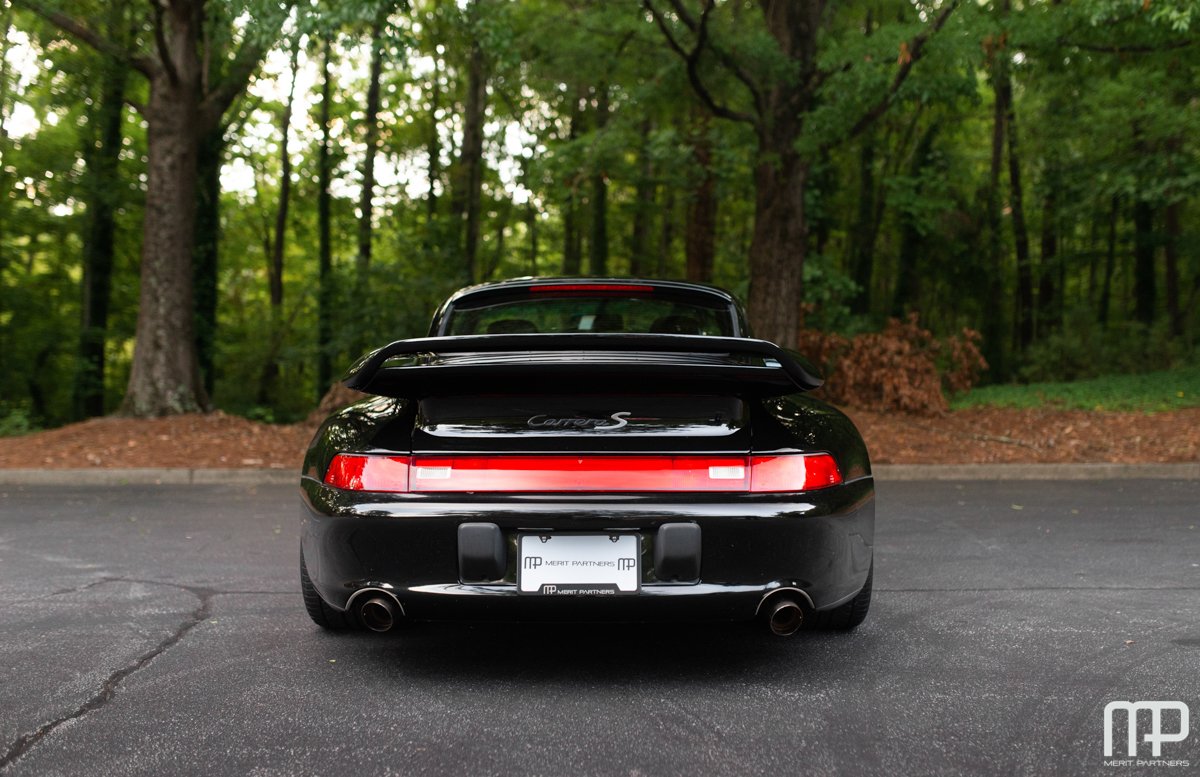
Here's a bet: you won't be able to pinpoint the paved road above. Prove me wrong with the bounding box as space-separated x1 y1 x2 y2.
0 480 1196 776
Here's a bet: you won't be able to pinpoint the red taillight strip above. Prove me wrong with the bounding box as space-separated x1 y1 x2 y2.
529 284 656 293
324 453 841 494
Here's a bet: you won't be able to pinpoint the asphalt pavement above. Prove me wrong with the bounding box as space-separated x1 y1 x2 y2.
0 480 1197 776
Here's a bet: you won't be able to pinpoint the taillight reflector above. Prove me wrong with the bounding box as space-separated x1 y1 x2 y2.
324 454 410 492
324 453 841 494
748 453 842 492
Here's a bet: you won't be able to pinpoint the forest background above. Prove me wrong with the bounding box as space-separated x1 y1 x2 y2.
0 0 1196 429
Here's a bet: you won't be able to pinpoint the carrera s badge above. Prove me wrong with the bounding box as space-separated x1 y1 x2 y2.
527 412 631 430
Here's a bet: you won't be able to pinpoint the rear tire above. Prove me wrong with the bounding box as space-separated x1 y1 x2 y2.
807 563 872 631
301 550 355 631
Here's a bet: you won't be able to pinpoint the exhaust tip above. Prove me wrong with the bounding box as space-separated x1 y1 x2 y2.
766 598 804 636
359 596 399 633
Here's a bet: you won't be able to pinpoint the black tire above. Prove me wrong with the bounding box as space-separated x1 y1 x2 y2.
807 563 872 631
301 550 356 631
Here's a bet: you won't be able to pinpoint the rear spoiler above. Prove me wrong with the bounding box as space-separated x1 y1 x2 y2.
342 333 823 398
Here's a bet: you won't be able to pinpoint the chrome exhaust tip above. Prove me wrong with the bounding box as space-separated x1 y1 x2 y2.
358 596 400 633
766 598 804 636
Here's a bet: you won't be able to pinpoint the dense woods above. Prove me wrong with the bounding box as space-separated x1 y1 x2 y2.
0 0 1196 425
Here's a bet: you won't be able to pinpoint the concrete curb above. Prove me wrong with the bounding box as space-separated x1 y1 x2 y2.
0 468 297 486
0 463 1197 486
873 462 1200 481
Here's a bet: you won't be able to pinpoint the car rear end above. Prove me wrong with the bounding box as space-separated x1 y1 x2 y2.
299 280 874 634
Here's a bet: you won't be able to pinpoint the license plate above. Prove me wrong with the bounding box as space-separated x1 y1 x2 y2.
518 534 640 595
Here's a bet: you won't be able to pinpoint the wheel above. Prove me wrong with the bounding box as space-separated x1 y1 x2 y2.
301 550 355 631
807 563 872 631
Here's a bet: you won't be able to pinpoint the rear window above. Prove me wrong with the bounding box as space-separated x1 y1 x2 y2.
444 294 735 337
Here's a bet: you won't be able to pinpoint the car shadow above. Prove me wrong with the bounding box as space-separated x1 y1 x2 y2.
344 620 882 685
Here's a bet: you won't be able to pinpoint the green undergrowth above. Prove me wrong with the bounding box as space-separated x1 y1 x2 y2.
952 366 1200 413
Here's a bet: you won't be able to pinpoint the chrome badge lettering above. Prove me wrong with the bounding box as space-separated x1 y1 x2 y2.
527 411 631 430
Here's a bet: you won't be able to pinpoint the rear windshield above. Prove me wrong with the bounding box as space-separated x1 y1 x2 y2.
444 294 736 337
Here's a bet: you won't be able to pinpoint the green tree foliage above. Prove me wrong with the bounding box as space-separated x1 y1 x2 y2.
0 0 1196 428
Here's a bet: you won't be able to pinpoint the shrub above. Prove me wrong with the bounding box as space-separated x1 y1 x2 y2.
797 314 987 415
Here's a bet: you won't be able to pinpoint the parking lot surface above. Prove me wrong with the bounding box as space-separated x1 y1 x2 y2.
0 480 1197 776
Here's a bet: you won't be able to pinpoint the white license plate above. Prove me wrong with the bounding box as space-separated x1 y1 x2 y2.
518 534 640 595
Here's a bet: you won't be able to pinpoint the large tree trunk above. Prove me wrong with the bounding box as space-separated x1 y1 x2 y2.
122 72 207 415
685 114 716 284
746 144 807 346
317 35 335 398
73 53 127 419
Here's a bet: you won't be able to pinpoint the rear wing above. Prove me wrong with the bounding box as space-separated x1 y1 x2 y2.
342 333 823 398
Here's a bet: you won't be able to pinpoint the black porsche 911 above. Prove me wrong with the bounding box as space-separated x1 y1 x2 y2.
300 277 874 636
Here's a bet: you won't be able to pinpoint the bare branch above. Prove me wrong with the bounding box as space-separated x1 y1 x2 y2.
643 0 757 126
1060 38 1194 54
838 0 960 146
199 0 296 129
664 0 764 117
150 0 180 84
11 0 155 76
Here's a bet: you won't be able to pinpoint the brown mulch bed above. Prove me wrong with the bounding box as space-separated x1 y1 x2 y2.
0 407 1196 469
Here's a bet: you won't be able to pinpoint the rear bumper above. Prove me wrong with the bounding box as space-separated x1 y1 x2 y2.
299 476 874 622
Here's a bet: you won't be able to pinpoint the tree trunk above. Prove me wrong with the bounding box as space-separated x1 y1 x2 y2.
192 127 222 401
317 35 335 399
657 186 674 277
892 124 938 317
73 53 127 419
122 72 207 415
457 25 487 284
426 50 441 223
561 92 583 275
1099 196 1118 327
356 20 384 279
1165 200 1182 337
1037 189 1058 336
526 198 538 274
258 38 298 406
685 116 716 284
979 28 1009 378
629 120 654 277
1000 66 1034 352
588 84 610 276
746 143 807 346
849 130 878 315
1133 199 1156 326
